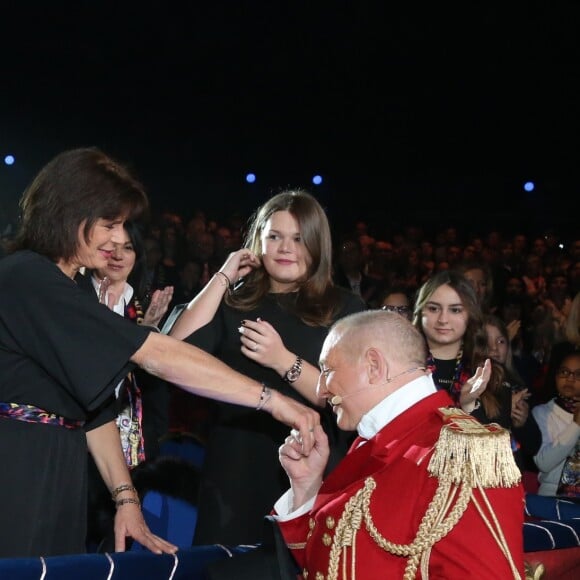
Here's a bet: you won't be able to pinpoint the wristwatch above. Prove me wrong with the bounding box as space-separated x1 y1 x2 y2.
284 356 303 383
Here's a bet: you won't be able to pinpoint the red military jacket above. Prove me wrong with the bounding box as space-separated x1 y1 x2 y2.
276 390 525 580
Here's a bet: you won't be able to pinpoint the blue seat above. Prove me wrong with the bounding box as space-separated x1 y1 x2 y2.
131 491 198 551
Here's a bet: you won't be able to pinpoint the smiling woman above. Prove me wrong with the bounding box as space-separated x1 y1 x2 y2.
77 219 174 550
169 189 366 546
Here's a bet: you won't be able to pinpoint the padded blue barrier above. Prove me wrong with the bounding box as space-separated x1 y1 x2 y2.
0 545 252 580
525 493 580 521
524 493 580 553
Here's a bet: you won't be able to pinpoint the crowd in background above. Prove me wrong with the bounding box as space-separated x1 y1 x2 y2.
80 205 576 474
2 203 577 441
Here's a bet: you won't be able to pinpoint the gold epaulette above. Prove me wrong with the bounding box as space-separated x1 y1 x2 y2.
428 407 521 488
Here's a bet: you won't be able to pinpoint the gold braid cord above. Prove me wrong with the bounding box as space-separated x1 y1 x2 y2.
324 408 523 580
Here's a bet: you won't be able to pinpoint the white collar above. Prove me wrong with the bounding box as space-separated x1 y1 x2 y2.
357 374 437 440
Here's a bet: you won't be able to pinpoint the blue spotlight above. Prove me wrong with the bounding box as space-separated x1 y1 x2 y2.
312 174 323 185
245 172 256 184
4 154 15 166
523 181 535 192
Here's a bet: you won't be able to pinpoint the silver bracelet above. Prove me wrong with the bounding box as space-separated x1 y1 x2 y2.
256 383 272 411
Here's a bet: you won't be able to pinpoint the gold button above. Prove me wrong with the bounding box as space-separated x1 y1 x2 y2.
307 530 313 540
326 516 335 529
315 573 325 580
309 518 316 530
322 532 332 546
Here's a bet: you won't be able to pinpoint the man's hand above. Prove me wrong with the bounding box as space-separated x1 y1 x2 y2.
279 424 329 510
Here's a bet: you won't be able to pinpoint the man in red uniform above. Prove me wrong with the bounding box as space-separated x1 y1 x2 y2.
274 309 525 579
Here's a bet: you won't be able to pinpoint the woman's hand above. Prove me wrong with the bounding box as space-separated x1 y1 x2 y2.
143 286 174 327
506 319 521 342
114 501 178 554
511 388 531 428
267 389 321 456
219 249 261 287
238 317 287 372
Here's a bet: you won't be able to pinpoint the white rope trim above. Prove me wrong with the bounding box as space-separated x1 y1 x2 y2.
523 522 556 549
104 552 115 580
39 556 46 580
167 552 179 580
555 497 577 521
215 544 234 557
542 520 580 545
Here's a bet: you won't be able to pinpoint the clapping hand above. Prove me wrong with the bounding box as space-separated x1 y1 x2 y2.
511 388 531 428
143 286 174 327
460 358 492 413
98 276 111 305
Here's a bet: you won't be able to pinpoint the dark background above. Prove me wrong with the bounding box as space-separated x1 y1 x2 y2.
0 1 578 238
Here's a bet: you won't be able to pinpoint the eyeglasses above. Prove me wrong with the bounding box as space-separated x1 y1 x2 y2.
381 305 411 315
556 368 580 381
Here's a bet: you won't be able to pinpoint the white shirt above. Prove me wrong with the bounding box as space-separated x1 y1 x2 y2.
90 275 134 397
532 399 580 496
90 275 134 315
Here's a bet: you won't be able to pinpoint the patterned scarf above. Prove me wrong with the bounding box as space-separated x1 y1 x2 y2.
557 438 580 499
114 298 146 468
116 372 145 468
555 394 577 414
554 394 580 498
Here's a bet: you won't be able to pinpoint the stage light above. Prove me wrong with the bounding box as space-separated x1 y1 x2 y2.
523 181 535 192
4 155 15 166
312 174 323 185
245 172 256 184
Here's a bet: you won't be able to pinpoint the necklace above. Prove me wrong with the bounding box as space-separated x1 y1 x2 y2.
427 345 469 400
125 297 144 325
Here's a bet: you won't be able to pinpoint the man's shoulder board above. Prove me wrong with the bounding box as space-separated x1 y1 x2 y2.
427 407 522 488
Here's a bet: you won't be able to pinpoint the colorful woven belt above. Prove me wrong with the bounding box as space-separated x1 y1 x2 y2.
0 402 84 430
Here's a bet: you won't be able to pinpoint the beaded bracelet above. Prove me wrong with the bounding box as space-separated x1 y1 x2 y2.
111 483 136 501
256 383 272 411
115 497 141 509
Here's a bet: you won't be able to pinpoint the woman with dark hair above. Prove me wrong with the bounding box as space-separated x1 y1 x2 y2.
170 188 365 545
78 220 175 550
0 149 320 558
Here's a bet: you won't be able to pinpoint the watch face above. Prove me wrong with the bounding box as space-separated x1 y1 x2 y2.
285 357 302 382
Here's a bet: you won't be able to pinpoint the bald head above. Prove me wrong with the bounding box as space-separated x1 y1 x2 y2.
318 310 429 430
323 309 428 369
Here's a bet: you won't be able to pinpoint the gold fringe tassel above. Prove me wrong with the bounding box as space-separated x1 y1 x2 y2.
428 417 521 488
